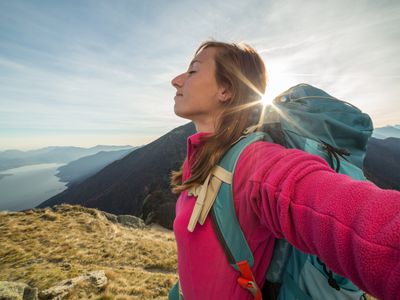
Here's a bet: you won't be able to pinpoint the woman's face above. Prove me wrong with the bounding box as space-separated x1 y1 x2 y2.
171 47 229 131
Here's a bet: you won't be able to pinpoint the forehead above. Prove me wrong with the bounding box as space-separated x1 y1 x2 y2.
191 47 217 65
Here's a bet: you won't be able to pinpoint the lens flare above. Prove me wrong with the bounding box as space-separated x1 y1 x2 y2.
261 94 273 106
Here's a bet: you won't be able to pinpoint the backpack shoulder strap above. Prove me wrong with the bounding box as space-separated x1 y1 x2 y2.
211 131 267 268
211 132 267 300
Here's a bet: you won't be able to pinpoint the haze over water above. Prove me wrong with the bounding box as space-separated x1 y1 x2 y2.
0 163 67 211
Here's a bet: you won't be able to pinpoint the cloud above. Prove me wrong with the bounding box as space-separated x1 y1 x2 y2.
0 0 399 150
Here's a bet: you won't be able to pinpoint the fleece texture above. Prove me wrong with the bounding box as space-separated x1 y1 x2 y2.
173 132 400 300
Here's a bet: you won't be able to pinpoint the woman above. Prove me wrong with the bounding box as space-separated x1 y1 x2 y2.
170 40 400 300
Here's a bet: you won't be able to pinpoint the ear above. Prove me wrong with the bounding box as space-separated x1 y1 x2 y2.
217 84 232 103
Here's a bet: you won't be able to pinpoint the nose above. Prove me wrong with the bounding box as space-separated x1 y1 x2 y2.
171 73 185 90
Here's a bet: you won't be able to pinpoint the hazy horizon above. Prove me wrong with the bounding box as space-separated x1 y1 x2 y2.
1 0 399 151
0 123 399 152
0 143 137 152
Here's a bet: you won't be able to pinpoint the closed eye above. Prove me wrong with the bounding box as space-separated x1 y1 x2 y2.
188 71 196 75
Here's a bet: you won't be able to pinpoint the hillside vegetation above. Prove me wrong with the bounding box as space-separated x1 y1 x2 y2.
0 204 377 300
0 204 177 299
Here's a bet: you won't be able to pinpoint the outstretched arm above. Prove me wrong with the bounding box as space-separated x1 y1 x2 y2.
240 141 400 300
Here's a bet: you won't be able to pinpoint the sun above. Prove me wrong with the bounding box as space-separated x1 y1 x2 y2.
258 54 298 107
261 94 273 106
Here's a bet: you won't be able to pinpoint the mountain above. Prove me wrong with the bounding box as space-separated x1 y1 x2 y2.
0 145 134 171
363 137 400 190
37 122 399 232
56 148 139 187
372 125 400 139
37 123 196 222
0 204 177 299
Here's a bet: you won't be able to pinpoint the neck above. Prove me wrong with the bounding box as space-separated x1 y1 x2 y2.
192 113 222 133
193 119 216 133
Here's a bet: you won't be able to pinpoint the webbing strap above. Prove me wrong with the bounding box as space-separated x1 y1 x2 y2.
237 260 262 300
187 166 233 232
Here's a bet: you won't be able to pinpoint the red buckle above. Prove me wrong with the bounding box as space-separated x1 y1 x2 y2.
236 260 262 300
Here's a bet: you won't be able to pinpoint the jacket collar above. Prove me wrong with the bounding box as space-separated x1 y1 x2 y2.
186 132 212 163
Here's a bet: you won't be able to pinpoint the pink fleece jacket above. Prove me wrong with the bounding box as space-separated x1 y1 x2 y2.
173 132 400 300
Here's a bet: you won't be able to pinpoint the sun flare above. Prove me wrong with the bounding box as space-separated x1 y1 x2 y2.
261 94 273 106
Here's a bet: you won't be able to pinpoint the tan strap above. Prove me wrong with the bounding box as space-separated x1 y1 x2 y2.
187 172 212 232
213 165 233 184
198 166 233 224
198 175 223 225
187 166 233 232
187 185 201 197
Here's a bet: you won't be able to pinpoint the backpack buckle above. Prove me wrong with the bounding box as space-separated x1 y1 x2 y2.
237 278 260 295
236 260 262 300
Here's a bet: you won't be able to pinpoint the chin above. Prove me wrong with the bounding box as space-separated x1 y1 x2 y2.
174 106 194 121
174 106 186 119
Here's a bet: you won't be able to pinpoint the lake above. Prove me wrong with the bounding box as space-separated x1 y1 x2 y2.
0 163 68 211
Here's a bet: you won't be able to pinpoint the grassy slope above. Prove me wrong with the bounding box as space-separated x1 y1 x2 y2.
0 204 177 299
0 204 377 300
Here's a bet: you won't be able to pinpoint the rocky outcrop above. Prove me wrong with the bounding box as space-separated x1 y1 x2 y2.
23 204 147 229
0 271 107 300
101 211 146 229
0 281 38 300
38 270 107 300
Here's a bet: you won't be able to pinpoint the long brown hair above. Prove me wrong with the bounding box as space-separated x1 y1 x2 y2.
170 40 268 193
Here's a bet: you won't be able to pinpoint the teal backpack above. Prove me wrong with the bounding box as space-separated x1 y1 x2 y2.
169 83 373 300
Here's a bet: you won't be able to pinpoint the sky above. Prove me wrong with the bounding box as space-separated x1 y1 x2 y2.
0 0 399 151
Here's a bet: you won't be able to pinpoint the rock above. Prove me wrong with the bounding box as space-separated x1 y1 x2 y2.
0 281 38 300
39 270 107 300
86 270 107 287
102 211 145 228
117 215 145 229
101 212 118 224
23 287 38 300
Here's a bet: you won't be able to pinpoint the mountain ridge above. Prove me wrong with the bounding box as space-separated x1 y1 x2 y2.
0 145 135 172
56 148 139 187
372 124 400 139
37 123 195 217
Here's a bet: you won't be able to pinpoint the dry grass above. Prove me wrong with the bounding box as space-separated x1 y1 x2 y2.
0 204 177 299
0 204 378 300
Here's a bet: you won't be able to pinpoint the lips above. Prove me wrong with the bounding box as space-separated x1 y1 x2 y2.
176 93 183 96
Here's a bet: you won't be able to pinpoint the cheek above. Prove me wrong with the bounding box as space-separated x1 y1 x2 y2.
186 79 217 102
182 81 194 97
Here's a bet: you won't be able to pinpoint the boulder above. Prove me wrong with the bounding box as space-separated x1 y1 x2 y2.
39 270 107 300
101 211 145 228
0 281 38 300
101 211 118 224
117 215 145 229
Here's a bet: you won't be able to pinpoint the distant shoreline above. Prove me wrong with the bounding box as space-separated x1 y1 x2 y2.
0 173 12 181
